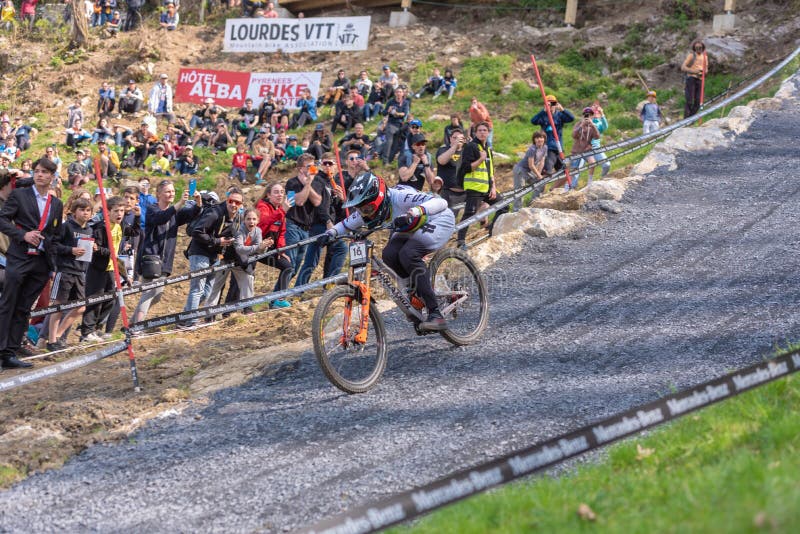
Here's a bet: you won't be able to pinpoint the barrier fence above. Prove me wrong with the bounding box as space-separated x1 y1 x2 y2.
299 349 800 533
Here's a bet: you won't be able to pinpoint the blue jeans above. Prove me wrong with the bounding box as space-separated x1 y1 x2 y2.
184 255 212 319
294 223 327 287
284 219 310 280
323 238 348 278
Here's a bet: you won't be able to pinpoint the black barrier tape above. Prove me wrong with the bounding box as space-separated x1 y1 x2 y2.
130 273 347 332
0 342 128 393
300 349 800 534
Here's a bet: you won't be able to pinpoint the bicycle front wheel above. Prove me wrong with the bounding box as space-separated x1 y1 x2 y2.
312 285 388 394
429 248 489 346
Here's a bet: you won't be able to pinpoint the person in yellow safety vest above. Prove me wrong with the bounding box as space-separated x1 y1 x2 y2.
455 121 508 248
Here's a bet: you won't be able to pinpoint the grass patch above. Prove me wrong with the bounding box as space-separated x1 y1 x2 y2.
396 373 800 533
0 464 25 487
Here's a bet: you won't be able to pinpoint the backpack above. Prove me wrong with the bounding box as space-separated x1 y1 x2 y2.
185 192 220 237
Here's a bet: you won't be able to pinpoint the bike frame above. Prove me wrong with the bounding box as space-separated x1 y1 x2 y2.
341 231 470 344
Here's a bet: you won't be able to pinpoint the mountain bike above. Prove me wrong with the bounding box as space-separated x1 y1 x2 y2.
312 223 489 394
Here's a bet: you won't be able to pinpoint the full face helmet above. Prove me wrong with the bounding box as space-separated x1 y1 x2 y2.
342 172 390 225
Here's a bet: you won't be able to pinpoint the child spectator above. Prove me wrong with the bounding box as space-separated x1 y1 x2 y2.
144 144 171 175
46 197 93 351
640 90 663 134
1 0 15 32
364 81 386 122
206 208 269 307
251 129 275 184
434 69 457 100
65 118 92 148
174 145 200 175
91 118 114 144
97 82 116 117
105 10 121 35
11 117 36 151
321 70 351 107
66 149 91 190
283 135 303 162
590 103 611 177
569 107 600 188
20 0 36 30
355 70 373 98
512 130 547 210
414 68 444 99
79 196 139 342
306 123 333 161
97 140 120 181
160 2 179 30
256 182 293 307
290 88 317 129
66 98 85 129
271 99 290 131
230 143 250 183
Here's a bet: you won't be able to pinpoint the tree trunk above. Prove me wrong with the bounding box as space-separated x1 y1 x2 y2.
70 0 91 48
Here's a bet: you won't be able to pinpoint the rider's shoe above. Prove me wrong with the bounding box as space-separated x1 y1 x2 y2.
418 311 447 331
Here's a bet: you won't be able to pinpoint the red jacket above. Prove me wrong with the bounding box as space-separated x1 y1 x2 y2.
256 198 286 249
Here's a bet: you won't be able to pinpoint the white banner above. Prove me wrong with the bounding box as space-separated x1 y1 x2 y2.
223 16 371 53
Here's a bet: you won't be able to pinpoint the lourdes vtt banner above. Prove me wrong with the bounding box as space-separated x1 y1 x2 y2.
175 69 322 108
223 16 371 53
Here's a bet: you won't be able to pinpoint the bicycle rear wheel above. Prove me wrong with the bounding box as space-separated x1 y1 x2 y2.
429 248 489 346
312 285 387 394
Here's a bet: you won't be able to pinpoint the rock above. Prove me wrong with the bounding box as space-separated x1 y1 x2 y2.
427 114 451 122
703 36 747 67
501 84 513 95
634 149 677 174
583 180 625 201
775 73 800 101
597 200 623 214
429 26 441 39
468 230 526 271
531 190 586 211
493 208 587 239
384 41 406 51
521 25 542 38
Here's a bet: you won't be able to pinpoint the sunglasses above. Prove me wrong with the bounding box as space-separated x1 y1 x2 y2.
348 156 361 161
321 161 335 166
410 125 420 129
227 199 242 206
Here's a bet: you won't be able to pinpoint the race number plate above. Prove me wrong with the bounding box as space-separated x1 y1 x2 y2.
349 241 368 266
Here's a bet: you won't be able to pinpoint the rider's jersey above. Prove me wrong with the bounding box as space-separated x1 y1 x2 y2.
333 185 454 236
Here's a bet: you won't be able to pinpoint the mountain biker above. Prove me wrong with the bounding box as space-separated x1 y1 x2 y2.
317 172 455 331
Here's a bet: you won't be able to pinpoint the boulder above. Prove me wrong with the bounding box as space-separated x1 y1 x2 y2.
493 208 587 239
633 149 677 174
583 179 625 201
531 190 586 211
468 230 526 271
774 73 800 101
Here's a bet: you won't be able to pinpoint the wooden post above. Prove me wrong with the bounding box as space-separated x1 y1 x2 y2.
401 0 412 11
724 0 736 13
564 0 578 26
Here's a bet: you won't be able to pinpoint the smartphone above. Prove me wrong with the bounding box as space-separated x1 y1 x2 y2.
188 179 197 197
287 190 296 207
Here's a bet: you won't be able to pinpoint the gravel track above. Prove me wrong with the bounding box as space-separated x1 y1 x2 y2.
2 105 800 533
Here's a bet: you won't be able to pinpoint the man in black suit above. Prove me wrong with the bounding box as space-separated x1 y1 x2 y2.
0 158 63 370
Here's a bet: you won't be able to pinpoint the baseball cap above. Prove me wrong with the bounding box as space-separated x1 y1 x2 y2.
409 119 422 127
128 79 136 84
382 64 390 70
288 135 298 141
204 97 214 104
315 123 324 130
409 133 427 145
582 107 594 116
647 90 657 97
0 152 12 161
155 144 165 150
75 149 85 155
159 73 168 79
184 145 194 150
546 94 558 103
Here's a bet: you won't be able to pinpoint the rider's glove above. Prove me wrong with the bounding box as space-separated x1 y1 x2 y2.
317 229 336 246
393 215 412 229
407 206 423 219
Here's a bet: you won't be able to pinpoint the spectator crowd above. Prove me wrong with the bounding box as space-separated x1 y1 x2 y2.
1 12 708 370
